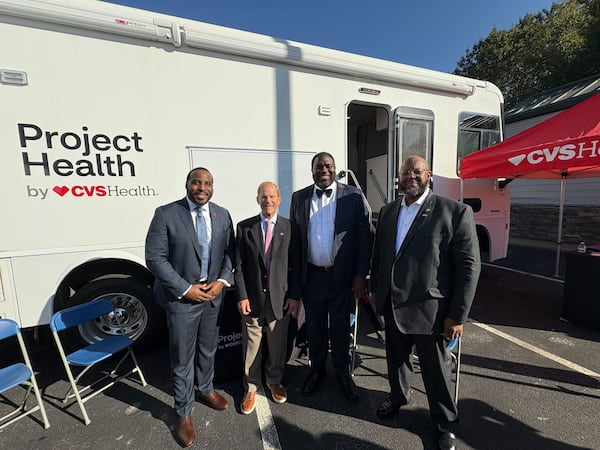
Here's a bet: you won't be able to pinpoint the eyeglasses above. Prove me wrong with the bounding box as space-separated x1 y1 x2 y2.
400 169 428 177
313 163 334 170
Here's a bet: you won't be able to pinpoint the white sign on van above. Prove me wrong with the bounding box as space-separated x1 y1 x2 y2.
16 123 159 200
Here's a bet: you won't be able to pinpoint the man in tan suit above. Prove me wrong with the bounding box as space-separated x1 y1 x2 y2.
234 181 300 414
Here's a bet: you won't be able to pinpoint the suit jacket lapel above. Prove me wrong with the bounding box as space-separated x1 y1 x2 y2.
207 203 221 265
303 188 312 232
334 181 343 231
271 218 285 257
178 198 202 258
250 216 266 267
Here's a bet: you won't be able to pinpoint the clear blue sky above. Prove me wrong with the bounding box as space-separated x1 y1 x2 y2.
107 0 556 73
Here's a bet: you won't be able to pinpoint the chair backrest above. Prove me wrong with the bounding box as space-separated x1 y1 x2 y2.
0 318 20 341
50 299 113 333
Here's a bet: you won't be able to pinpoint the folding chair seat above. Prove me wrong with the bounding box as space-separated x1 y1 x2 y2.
0 318 50 429
49 299 147 425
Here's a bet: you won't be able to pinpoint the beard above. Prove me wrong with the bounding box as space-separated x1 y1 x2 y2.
401 183 426 199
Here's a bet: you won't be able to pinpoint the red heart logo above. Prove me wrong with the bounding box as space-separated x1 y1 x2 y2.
53 186 69 196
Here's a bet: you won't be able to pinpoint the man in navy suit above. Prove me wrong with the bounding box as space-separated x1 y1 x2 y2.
234 181 300 414
289 152 371 402
145 167 235 448
370 156 481 450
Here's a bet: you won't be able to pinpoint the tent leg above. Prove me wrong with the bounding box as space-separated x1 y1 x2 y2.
554 176 566 278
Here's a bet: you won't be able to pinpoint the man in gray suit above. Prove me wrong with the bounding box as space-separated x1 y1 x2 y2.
370 155 481 450
234 181 300 414
289 152 371 403
145 167 235 448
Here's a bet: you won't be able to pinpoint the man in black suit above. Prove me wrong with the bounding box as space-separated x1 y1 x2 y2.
289 152 371 402
235 181 300 414
145 167 235 448
370 155 481 450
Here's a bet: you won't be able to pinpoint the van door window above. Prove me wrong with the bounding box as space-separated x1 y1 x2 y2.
395 107 434 170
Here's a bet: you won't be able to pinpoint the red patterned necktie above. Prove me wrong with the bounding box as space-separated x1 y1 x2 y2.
265 219 272 274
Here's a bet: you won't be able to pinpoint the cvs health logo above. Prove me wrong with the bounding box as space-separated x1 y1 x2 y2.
508 139 600 167
53 185 107 197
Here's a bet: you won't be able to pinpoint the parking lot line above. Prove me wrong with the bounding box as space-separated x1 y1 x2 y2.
471 321 600 381
482 262 564 284
255 389 282 450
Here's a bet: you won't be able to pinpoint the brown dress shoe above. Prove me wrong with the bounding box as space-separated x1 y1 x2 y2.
240 391 256 414
197 390 229 411
174 415 195 448
267 383 287 404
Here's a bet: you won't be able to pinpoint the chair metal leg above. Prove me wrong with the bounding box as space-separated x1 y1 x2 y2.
350 297 359 376
17 331 50 429
454 337 462 404
128 349 147 387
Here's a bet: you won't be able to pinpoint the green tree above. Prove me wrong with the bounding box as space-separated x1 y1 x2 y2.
454 0 600 107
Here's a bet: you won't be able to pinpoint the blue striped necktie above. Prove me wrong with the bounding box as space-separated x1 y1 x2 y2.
196 207 210 280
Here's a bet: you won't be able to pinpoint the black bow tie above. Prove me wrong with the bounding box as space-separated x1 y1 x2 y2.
316 188 332 198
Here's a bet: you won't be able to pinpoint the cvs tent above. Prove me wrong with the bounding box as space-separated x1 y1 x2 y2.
460 92 600 276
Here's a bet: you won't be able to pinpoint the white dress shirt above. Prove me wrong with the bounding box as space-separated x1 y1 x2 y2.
308 183 337 267
260 212 278 242
395 187 430 254
189 200 212 249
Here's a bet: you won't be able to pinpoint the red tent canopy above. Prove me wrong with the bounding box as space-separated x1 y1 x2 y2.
460 92 600 179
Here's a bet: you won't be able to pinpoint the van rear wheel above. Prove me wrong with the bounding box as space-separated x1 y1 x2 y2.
63 277 164 354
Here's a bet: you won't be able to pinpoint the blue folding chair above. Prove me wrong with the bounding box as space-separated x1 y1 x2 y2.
50 299 147 425
0 318 50 429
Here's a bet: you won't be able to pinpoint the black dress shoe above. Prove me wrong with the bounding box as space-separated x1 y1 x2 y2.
437 431 456 450
302 371 323 396
336 373 360 403
376 397 409 418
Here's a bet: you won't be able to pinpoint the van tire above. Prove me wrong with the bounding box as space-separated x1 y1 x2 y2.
61 277 164 354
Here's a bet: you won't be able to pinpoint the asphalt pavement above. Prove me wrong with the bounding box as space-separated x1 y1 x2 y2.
1 238 599 450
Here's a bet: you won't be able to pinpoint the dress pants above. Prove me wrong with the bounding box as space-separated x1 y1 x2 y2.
384 299 457 431
241 298 289 392
166 299 220 417
303 265 351 375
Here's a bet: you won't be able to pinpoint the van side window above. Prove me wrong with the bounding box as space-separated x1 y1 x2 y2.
457 113 500 174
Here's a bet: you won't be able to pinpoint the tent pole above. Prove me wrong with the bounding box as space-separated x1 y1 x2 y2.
554 174 566 277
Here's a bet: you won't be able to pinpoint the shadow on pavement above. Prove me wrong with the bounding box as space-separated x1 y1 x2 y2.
459 398 595 450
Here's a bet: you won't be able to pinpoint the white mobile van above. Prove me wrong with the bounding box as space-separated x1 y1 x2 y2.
0 0 509 351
